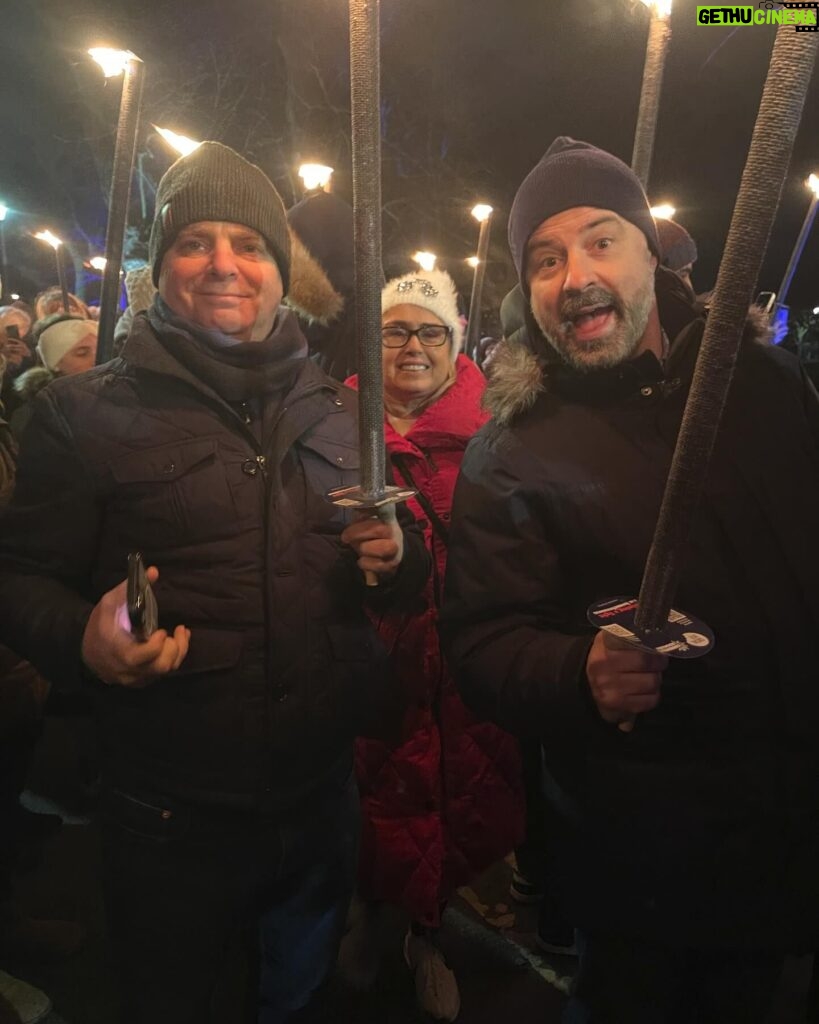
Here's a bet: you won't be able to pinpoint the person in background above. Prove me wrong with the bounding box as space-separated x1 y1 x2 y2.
655 216 697 295
32 288 89 323
343 269 524 1022
10 316 98 439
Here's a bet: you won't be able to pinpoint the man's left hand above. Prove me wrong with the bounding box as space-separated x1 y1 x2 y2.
341 515 404 580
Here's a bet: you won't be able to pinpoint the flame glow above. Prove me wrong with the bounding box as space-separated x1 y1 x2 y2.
471 204 493 223
298 164 334 191
35 230 62 250
412 251 437 272
155 126 202 157
88 48 138 78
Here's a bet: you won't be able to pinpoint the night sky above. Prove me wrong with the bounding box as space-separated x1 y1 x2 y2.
1 0 817 314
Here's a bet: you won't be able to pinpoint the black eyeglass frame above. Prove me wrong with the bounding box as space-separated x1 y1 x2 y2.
380 323 452 349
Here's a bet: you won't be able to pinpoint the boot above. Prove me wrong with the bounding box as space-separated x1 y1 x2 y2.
0 972 51 1024
404 928 460 1021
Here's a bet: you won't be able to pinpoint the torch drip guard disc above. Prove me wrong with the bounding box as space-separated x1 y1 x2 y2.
326 484 416 510
587 596 714 659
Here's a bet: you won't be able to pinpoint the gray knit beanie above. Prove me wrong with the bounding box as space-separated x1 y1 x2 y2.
149 142 291 292
508 137 660 289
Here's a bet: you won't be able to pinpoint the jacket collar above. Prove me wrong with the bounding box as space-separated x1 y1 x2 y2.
485 267 769 425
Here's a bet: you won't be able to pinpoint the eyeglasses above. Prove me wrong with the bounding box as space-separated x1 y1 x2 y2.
381 323 451 348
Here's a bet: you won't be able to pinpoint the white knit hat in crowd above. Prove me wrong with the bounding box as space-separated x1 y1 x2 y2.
36 318 98 372
381 269 464 355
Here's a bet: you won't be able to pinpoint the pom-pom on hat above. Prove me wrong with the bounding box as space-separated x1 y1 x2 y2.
508 136 660 290
149 141 291 293
381 269 464 355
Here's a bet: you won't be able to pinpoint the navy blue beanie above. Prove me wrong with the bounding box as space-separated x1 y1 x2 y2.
508 137 660 287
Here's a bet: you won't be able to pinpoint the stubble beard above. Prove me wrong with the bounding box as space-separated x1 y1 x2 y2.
533 275 656 374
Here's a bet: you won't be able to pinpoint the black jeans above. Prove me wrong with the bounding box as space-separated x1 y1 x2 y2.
564 931 784 1024
100 776 359 1024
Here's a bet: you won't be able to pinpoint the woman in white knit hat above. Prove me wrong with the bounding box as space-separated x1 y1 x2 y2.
11 315 98 438
343 269 524 1021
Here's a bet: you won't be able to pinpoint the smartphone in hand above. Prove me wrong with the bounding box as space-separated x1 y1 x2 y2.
127 553 158 641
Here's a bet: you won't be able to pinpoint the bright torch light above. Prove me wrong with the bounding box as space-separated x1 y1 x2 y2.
471 204 493 223
640 0 673 18
298 164 334 191
35 231 70 312
650 203 676 220
88 47 138 78
89 256 107 271
775 170 819 318
412 251 437 272
34 230 62 250
465 202 495 359
155 126 202 157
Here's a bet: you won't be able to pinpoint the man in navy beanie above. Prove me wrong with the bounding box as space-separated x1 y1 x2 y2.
442 138 819 1021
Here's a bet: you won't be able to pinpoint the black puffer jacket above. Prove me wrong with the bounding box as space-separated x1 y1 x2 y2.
441 270 819 949
0 310 427 812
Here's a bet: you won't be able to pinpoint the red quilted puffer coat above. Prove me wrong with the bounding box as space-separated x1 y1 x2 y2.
347 355 524 926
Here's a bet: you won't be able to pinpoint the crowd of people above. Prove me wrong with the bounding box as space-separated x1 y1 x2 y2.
0 134 817 1024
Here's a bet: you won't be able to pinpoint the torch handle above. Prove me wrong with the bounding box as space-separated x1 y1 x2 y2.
362 501 397 588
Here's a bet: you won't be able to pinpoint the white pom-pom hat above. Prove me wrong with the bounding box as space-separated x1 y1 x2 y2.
381 269 464 356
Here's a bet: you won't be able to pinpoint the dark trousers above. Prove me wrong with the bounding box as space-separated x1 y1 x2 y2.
564 931 784 1024
100 777 359 1024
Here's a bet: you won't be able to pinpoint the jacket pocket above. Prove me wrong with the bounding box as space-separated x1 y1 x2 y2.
171 627 243 679
108 437 237 548
98 786 190 843
298 435 361 532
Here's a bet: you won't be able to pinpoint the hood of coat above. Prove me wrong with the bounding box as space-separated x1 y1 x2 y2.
346 354 488 451
13 365 56 401
486 267 773 426
285 231 345 326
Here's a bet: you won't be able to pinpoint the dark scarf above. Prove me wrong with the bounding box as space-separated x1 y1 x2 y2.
148 296 308 403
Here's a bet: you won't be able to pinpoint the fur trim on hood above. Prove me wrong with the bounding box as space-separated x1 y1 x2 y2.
285 231 344 326
486 275 774 427
13 365 55 401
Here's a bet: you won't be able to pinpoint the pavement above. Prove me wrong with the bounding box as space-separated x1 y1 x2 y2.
2 715 814 1023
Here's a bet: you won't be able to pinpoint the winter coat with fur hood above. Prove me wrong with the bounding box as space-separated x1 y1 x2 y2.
0 308 428 813
347 355 525 926
441 269 819 949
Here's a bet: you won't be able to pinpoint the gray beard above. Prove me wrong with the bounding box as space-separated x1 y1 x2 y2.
533 277 656 374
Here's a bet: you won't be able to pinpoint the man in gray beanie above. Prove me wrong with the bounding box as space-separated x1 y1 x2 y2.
442 137 819 1021
0 141 427 1023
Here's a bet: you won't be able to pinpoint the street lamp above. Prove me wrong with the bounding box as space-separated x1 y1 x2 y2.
34 230 71 312
632 0 673 190
465 203 494 360
298 163 334 192
650 203 676 220
775 172 819 318
90 46 145 362
155 125 202 157
412 251 437 272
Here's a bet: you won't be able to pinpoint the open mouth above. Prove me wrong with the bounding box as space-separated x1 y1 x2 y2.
566 304 616 340
397 363 430 372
